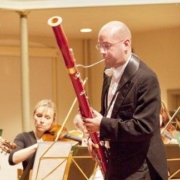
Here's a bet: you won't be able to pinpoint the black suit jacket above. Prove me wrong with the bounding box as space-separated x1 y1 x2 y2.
100 54 168 180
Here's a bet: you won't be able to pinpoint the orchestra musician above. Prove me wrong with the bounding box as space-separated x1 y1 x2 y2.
8 99 57 179
73 114 89 146
160 101 178 144
0 136 17 153
82 20 168 180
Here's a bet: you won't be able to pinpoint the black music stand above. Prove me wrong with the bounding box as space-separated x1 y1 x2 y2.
165 144 180 179
0 129 3 136
66 146 97 180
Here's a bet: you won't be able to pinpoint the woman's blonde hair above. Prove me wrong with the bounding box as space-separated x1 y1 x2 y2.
160 101 171 127
33 99 57 121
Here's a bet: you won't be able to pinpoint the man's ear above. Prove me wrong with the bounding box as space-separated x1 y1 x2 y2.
123 39 131 49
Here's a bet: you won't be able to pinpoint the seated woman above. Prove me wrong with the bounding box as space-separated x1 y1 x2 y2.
160 101 178 144
8 99 57 179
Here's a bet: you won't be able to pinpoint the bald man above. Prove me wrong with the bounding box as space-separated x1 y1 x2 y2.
83 21 168 180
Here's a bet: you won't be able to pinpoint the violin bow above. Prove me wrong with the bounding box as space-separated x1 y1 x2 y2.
161 106 180 134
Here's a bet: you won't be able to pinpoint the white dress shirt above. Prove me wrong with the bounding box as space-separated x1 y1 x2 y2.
105 55 131 118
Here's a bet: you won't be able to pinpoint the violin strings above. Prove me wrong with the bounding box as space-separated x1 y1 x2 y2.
76 59 105 68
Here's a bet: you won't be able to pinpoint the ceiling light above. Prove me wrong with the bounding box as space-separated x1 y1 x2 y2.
80 28 92 33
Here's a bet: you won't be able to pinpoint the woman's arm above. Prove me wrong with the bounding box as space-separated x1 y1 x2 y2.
12 143 38 164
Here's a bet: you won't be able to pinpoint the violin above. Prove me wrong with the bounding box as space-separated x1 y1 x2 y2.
160 103 179 144
42 125 82 144
1 138 17 154
161 123 178 144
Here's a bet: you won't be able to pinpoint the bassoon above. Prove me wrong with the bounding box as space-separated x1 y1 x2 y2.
48 16 107 175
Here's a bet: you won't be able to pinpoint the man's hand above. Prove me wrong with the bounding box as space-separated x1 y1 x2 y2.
83 109 103 134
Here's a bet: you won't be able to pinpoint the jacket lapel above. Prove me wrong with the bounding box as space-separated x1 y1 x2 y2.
101 74 111 111
111 54 140 117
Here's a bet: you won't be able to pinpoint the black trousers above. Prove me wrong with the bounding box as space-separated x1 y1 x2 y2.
105 159 163 180
122 159 162 180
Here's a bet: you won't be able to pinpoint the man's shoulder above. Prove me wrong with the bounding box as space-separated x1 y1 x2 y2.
131 54 154 73
138 60 157 77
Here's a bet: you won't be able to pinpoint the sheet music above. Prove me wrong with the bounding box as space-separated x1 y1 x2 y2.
31 141 72 180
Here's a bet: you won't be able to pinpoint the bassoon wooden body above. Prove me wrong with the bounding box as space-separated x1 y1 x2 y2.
48 16 107 175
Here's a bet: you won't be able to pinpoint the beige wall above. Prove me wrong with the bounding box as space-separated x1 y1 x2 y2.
0 26 180 142
133 27 180 109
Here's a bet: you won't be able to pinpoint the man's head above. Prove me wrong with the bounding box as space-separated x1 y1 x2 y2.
96 21 132 68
